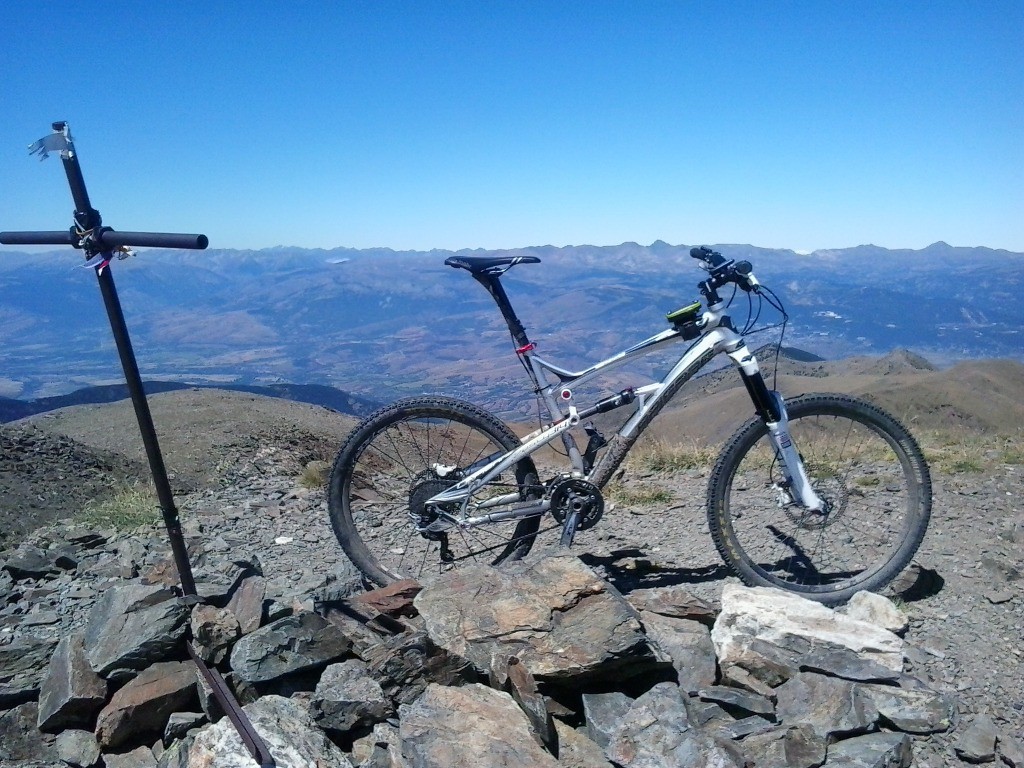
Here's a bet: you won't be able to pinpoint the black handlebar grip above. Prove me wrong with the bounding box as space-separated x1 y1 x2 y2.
98 230 209 249
690 245 726 267
0 230 76 246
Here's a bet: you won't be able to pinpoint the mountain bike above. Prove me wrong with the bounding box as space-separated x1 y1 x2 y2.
327 247 932 604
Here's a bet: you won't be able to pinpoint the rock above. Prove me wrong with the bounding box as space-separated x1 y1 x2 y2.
190 604 240 664
163 711 206 746
103 745 159 767
228 611 352 684
95 660 199 750
160 694 354 767
311 658 393 733
84 583 189 679
224 574 266 635
697 685 775 718
824 731 913 767
625 585 717 626
606 682 745 767
1 543 64 580
350 721 405 768
553 718 614 768
639 611 717 692
0 634 59 706
349 578 421 618
506 655 555 748
582 691 634 750
954 713 999 763
736 723 826 768
362 630 476 706
857 682 955 734
842 592 909 635
55 728 101 767
999 734 1024 768
711 585 904 686
37 633 108 732
399 682 559 767
798 646 903 683
414 554 652 681
0 701 59 762
774 672 879 740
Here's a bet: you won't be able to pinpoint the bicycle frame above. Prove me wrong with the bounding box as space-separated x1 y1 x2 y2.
423 294 824 531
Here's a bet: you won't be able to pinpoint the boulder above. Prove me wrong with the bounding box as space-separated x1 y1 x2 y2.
37 633 108 732
229 611 352 684
84 583 188 679
399 682 559 767
606 682 745 768
841 592 909 635
824 731 913 767
55 728 101 767
95 660 199 750
0 634 58 706
639 611 717 692
414 554 652 681
159 694 353 767
0 701 59 763
311 658 393 733
734 723 826 768
857 682 955 734
774 672 878 741
711 585 904 686
190 604 240 664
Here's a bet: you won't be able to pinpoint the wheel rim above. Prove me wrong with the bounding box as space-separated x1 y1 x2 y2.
723 410 918 594
341 410 543 584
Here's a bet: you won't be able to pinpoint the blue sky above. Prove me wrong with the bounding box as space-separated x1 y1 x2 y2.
1 1 1021 252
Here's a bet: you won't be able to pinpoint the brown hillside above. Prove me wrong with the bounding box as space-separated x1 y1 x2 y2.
646 355 1024 448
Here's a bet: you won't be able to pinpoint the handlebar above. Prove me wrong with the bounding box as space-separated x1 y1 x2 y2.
689 245 760 298
0 228 208 250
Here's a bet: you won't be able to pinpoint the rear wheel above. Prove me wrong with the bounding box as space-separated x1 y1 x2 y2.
707 394 931 604
328 396 544 586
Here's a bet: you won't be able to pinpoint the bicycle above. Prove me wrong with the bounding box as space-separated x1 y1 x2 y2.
327 246 932 604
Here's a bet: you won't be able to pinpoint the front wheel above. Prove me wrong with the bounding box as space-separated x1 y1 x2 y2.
707 393 931 605
328 396 544 586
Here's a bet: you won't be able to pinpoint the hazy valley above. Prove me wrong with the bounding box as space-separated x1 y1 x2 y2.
1 241 1022 420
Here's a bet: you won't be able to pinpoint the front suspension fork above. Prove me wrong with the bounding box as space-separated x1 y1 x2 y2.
738 365 825 512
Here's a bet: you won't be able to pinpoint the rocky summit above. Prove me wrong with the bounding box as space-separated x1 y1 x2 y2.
1 385 1023 767
1 517 1022 768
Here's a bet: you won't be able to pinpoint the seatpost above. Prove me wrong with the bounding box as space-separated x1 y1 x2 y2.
472 272 532 349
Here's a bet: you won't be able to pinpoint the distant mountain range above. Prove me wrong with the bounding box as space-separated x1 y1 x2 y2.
1 241 1021 418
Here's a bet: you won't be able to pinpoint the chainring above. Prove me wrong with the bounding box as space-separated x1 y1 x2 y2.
549 477 604 531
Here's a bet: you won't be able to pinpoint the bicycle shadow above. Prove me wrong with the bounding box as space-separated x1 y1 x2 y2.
579 549 735 596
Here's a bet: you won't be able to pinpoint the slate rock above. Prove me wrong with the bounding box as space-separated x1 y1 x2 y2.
0 634 59 706
84 583 188 679
625 585 717 626
774 672 879 740
824 731 913 767
697 685 775 718
190 604 240 664
362 629 477 706
103 745 159 768
415 554 652 681
399 682 559 767
606 682 746 768
799 646 903 683
857 682 955 734
224 574 266 635
37 633 108 732
95 660 199 750
163 711 207 746
311 658 393 733
0 700 59 762
159 694 354 767
582 691 634 749
553 718 615 768
736 723 826 768
639 611 717 692
1 544 63 580
229 610 352 684
954 714 999 763
55 728 101 767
